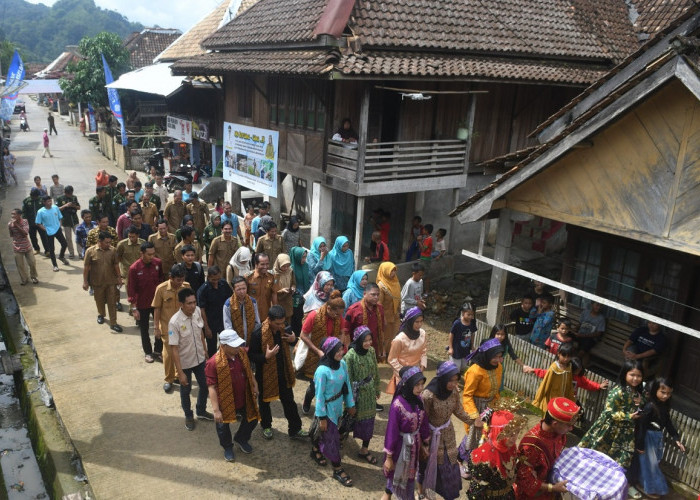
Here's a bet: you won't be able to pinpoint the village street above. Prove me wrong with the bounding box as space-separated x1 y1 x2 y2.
0 98 478 499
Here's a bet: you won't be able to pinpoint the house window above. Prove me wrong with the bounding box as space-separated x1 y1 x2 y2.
570 240 602 308
237 78 253 119
604 247 640 322
269 78 326 131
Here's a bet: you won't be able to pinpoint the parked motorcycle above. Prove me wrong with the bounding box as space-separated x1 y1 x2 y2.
164 164 192 193
143 149 165 175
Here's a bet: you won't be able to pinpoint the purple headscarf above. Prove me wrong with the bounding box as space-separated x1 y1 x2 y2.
400 306 424 341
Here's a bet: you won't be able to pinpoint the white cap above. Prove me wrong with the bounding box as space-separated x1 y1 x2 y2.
219 329 245 348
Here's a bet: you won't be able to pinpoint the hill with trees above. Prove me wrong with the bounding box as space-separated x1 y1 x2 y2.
0 0 143 63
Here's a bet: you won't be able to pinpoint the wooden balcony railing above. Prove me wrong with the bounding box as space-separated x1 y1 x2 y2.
327 139 467 183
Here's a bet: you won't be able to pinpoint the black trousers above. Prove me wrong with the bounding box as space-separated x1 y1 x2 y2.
216 409 258 448
138 308 162 355
45 229 67 266
28 222 47 252
206 330 219 358
258 384 302 435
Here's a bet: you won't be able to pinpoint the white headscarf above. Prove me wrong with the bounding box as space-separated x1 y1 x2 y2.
229 246 252 276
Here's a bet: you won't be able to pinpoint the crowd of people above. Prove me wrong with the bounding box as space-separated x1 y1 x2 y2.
6 163 686 498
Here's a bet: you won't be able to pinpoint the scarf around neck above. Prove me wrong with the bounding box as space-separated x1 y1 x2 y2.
215 348 259 423
230 292 256 341
260 319 295 402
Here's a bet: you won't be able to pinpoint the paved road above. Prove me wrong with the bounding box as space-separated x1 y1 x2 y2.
0 99 480 499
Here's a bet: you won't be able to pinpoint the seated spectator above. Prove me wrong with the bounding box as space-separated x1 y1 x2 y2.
365 231 389 263
331 118 358 143
623 321 666 380
575 301 606 366
431 228 447 259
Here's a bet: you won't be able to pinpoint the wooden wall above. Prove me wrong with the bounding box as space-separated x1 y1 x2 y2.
506 80 700 256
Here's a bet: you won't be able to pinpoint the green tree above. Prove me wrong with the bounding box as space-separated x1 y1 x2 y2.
0 41 23 77
59 32 131 108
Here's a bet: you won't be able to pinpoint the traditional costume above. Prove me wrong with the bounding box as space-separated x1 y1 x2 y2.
303 270 333 314
342 270 367 311
532 360 574 413
383 366 430 500
578 386 644 468
420 361 472 500
272 253 295 320
376 262 401 356
387 307 427 394
326 235 354 291
306 236 328 277
345 326 380 452
514 397 580 499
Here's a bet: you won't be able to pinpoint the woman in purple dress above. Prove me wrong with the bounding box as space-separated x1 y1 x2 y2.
382 366 430 500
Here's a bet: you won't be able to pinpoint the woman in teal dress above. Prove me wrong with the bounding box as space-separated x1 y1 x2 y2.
345 326 380 464
326 236 354 292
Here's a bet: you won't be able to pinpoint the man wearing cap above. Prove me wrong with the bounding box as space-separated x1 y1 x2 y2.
205 329 260 461
514 397 578 499
186 192 209 236
248 305 307 440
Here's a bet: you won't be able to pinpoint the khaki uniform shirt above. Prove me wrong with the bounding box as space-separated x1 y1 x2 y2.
84 245 119 287
149 232 177 276
164 200 186 234
174 240 203 264
255 234 285 265
152 280 191 332
168 307 207 369
209 235 239 272
140 200 159 228
186 201 209 235
116 238 145 277
246 270 275 321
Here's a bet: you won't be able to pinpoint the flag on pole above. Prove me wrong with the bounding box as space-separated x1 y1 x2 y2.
101 54 128 146
87 102 97 132
0 50 25 120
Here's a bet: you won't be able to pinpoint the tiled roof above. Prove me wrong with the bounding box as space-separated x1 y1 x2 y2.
204 0 638 64
171 50 335 75
157 0 260 61
633 0 695 36
336 52 609 84
125 29 182 68
204 0 326 49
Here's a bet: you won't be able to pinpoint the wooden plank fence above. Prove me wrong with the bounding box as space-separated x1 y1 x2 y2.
472 318 700 490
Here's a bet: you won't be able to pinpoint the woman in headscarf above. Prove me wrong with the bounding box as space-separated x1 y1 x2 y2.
458 338 505 475
342 270 368 312
303 270 335 314
465 410 526 499
382 366 430 500
386 307 428 394
226 246 252 285
377 262 401 356
418 361 473 500
289 246 310 334
345 326 381 465
281 215 301 250
326 236 354 292
307 236 329 277
272 253 295 324
299 291 346 413
254 214 273 242
310 337 356 487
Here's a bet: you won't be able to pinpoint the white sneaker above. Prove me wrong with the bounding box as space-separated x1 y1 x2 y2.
52 266 59 272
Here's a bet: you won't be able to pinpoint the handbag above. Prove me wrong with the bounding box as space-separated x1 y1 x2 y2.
338 409 356 440
292 290 305 309
293 340 309 372
309 417 322 444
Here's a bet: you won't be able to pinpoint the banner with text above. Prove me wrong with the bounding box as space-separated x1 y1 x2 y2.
167 115 192 144
223 122 278 197
0 50 25 121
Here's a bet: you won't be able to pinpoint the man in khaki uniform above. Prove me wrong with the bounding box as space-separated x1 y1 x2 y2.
149 219 177 279
152 264 190 393
245 252 277 322
164 189 186 234
186 192 209 236
174 226 203 264
83 231 123 332
255 222 285 265
139 185 159 229
116 226 145 285
207 221 239 272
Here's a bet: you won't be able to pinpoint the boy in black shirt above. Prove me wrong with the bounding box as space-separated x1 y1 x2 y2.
510 295 535 336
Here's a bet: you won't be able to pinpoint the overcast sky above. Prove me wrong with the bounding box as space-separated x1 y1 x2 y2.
24 0 223 33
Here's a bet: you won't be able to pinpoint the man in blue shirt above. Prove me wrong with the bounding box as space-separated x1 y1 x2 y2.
250 201 269 249
220 201 244 241
35 196 69 271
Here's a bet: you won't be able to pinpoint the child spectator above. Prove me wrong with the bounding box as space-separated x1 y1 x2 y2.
49 174 63 202
509 295 534 337
529 342 575 413
405 216 423 261
575 301 606 366
448 303 476 375
545 319 574 355
529 280 550 308
431 228 447 259
400 262 425 315
365 230 389 263
243 205 254 246
529 292 555 348
417 223 434 268
636 378 685 498
489 324 531 388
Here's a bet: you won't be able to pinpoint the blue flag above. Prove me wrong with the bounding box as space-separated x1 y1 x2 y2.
0 50 26 120
88 102 97 132
101 54 128 146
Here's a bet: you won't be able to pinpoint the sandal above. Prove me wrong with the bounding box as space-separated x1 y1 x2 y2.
358 451 378 464
310 448 327 466
627 485 642 499
460 463 471 480
332 468 353 487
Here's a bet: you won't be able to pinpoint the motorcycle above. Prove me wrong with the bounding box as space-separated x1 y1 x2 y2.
20 116 29 132
143 149 165 175
164 164 193 193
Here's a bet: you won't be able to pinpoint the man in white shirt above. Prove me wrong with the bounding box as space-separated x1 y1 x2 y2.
153 175 169 212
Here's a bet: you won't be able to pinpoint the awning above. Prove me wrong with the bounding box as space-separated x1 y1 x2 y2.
19 79 63 94
105 63 195 97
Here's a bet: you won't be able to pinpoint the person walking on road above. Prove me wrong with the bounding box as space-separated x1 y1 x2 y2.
83 231 123 332
169 287 214 431
35 196 69 271
8 208 39 285
42 128 53 157
128 242 163 363
56 185 80 259
205 329 260 461
22 188 48 254
47 112 58 135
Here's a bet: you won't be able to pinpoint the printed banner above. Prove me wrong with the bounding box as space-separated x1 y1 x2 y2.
101 54 128 146
87 102 97 132
192 120 209 141
167 115 192 144
223 122 278 197
0 50 25 120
